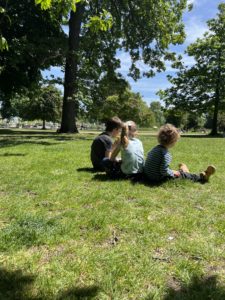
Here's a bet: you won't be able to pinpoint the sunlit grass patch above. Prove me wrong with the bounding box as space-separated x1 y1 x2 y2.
0 129 224 299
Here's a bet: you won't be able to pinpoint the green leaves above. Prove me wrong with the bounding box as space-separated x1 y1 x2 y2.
35 0 84 12
86 9 113 33
0 36 8 51
159 4 225 135
35 0 52 10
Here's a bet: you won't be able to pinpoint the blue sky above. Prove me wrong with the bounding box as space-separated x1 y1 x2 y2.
43 0 224 105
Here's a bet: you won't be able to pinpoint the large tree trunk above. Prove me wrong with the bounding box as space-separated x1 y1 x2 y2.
60 4 84 133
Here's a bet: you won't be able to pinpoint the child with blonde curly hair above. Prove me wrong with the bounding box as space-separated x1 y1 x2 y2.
144 124 216 183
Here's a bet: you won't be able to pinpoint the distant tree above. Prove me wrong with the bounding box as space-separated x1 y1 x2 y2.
13 85 62 129
164 109 184 128
159 4 225 135
96 88 155 127
150 101 165 126
36 0 189 132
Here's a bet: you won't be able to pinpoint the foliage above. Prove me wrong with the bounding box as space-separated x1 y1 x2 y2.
0 0 66 117
150 101 165 126
94 88 155 127
0 6 9 51
164 108 185 128
12 85 62 127
159 4 225 135
35 0 189 132
164 108 206 130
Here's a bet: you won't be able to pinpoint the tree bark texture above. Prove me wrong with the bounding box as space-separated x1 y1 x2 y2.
60 4 84 133
211 49 221 136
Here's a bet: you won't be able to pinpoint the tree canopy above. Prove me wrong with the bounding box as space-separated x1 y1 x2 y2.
35 0 189 132
0 0 66 117
159 3 225 135
93 88 155 127
12 85 62 129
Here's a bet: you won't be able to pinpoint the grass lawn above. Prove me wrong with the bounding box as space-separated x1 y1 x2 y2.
0 129 224 300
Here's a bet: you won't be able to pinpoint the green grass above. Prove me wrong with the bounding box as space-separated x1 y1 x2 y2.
0 129 224 299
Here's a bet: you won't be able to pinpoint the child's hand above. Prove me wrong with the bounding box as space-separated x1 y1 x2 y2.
173 170 181 177
113 137 121 147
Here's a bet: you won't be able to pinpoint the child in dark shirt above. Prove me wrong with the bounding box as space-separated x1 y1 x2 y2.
90 117 123 171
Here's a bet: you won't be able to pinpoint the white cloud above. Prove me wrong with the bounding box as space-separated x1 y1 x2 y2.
187 0 196 5
184 16 208 44
116 51 131 74
189 0 212 8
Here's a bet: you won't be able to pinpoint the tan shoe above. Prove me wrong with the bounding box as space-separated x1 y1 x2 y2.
200 165 216 181
178 163 190 173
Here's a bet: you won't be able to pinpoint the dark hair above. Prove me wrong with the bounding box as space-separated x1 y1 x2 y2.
105 117 123 132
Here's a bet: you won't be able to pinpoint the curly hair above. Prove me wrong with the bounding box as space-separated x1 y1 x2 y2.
157 124 180 147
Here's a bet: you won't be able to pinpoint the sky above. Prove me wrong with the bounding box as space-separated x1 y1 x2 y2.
43 0 224 105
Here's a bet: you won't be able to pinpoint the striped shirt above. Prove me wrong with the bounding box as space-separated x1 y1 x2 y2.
144 145 174 181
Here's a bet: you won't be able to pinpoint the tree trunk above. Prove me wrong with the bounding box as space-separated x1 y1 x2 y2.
210 49 221 136
42 119 46 130
211 89 219 136
60 4 84 133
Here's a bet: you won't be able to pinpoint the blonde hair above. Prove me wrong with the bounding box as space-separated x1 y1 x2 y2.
157 124 180 147
125 120 137 133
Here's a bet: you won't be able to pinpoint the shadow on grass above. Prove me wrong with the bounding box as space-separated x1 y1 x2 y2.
156 275 225 300
0 131 93 149
92 173 162 186
77 167 100 173
181 133 224 138
0 139 60 148
0 152 26 156
0 267 100 300
57 285 99 299
0 268 38 300
92 173 127 182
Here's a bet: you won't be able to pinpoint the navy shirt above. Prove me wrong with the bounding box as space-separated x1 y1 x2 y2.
91 132 112 170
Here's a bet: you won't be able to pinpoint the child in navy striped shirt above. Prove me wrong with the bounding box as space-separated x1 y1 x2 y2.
144 124 216 183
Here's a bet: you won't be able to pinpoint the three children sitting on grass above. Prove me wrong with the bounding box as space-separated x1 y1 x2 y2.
90 118 216 183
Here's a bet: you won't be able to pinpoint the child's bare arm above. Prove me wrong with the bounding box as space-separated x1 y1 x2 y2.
121 125 129 148
110 139 121 160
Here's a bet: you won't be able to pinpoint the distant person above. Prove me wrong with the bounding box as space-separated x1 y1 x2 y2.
144 124 216 183
90 117 123 171
102 121 145 178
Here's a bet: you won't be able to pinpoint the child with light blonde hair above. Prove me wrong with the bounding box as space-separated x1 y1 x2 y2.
144 124 216 183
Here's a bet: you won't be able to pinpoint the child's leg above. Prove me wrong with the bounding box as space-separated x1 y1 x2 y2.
179 171 203 182
179 165 216 183
101 158 123 178
178 163 189 173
